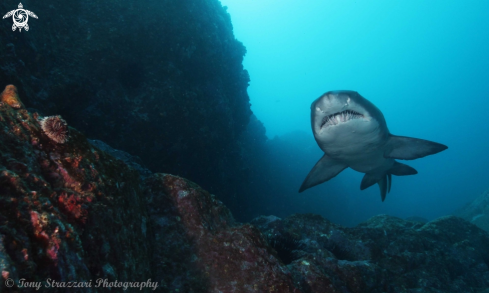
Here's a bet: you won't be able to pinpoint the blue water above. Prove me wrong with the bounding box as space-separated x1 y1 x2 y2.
219 0 489 225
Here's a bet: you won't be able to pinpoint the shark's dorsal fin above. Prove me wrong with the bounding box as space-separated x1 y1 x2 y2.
384 135 448 160
299 154 347 192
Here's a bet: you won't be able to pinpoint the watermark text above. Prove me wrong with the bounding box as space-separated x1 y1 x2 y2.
4 278 158 291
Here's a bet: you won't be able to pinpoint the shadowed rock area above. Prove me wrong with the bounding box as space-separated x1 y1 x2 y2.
1 87 489 292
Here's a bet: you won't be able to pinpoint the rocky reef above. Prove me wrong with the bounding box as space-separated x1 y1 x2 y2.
0 90 297 292
1 87 489 292
0 0 251 205
252 214 489 293
456 188 489 233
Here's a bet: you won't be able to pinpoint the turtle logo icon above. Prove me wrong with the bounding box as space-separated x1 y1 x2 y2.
3 3 38 32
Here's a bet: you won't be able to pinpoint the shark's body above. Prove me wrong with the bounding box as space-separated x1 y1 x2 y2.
299 90 447 201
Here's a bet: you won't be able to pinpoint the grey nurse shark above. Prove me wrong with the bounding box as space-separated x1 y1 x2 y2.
299 90 447 201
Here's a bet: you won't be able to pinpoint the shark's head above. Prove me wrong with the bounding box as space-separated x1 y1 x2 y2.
311 90 389 150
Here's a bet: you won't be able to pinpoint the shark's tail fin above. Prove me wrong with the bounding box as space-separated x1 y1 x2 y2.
361 161 418 201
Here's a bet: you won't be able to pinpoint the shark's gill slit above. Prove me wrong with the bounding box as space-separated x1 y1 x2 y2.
321 110 363 128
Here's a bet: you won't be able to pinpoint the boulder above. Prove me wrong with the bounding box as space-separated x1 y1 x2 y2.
455 188 489 232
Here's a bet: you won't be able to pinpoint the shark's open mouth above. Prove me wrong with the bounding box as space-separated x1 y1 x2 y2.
321 110 364 128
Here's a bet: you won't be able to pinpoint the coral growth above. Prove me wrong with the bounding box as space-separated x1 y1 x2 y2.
39 115 69 143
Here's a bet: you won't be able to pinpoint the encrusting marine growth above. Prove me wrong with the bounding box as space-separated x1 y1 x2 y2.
0 84 24 109
0 84 70 143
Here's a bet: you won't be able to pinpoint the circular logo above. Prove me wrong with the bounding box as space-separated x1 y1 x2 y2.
13 10 28 26
5 278 14 288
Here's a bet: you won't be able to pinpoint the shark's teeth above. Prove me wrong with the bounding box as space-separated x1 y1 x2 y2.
321 110 363 128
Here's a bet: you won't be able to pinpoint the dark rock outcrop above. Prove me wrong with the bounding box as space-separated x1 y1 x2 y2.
0 0 251 202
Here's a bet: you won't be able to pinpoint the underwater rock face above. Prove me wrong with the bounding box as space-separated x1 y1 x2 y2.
456 188 489 233
252 213 489 293
0 88 153 290
0 0 251 202
88 139 153 181
145 174 301 293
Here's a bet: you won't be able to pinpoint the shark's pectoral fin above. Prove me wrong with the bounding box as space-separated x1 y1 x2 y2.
299 154 347 192
384 135 448 160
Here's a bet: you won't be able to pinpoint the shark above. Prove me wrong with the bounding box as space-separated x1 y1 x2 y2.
299 90 448 201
